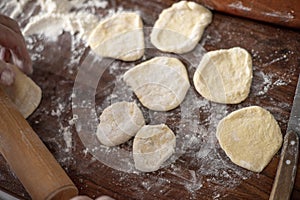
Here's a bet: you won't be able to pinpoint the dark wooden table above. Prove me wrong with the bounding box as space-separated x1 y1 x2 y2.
0 0 300 199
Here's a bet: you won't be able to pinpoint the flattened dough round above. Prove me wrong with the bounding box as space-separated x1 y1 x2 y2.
88 12 144 61
96 101 145 146
150 1 212 54
216 106 282 172
133 124 176 172
123 56 190 111
193 47 252 104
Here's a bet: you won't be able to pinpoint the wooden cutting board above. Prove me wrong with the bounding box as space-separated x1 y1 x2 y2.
0 1 300 199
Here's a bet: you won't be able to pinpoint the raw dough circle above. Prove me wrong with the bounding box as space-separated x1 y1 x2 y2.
216 106 282 172
193 47 252 104
96 101 145 146
123 56 190 111
88 12 144 61
150 1 212 54
133 124 176 172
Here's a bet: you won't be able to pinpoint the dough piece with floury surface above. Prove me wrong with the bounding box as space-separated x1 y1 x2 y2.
133 124 176 172
216 106 283 172
193 47 252 104
0 64 42 118
96 101 145 147
88 12 144 61
150 1 212 54
123 56 190 111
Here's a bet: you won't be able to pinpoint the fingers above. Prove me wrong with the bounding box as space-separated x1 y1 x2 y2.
0 48 7 61
0 47 12 63
0 14 32 75
95 195 115 200
70 195 115 200
70 196 93 200
0 24 32 74
0 60 15 86
10 48 32 74
0 14 23 35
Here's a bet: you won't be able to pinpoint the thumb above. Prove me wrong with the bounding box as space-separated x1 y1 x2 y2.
0 61 15 86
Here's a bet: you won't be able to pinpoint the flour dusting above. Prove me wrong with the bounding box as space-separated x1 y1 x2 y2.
228 1 252 12
1 0 113 164
227 0 294 22
262 11 294 22
76 36 253 196
0 0 294 199
21 0 103 41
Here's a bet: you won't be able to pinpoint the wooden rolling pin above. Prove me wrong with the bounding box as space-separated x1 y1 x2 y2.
0 65 78 199
196 0 300 28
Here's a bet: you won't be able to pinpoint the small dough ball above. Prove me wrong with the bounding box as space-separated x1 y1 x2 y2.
216 106 283 172
88 12 144 61
133 124 176 172
193 47 252 104
123 56 190 111
150 1 212 54
1 64 42 118
96 101 145 146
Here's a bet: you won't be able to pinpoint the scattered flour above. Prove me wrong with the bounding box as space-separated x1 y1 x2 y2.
273 79 288 86
228 1 252 12
227 0 294 22
21 0 103 41
23 12 100 41
25 36 45 62
71 39 253 197
2 0 107 161
0 0 31 19
256 71 273 96
262 54 289 67
59 124 73 153
262 11 294 22
51 103 64 117
251 48 293 98
49 100 74 153
0 0 293 199
254 70 291 96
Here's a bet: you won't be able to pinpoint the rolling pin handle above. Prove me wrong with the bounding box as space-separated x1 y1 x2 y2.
0 87 78 200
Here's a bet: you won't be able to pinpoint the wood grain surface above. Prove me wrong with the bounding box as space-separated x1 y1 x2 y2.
0 1 300 199
197 0 300 28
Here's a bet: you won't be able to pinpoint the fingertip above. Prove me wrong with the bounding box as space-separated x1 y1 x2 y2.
25 59 33 74
10 50 33 74
0 67 15 86
70 195 93 200
22 49 33 74
95 195 115 200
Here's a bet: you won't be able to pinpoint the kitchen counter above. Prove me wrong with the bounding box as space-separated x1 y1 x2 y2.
0 0 300 199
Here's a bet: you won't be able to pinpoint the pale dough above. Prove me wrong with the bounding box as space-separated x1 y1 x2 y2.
216 106 283 172
133 124 176 172
0 64 42 118
88 12 144 61
150 1 212 54
193 47 252 104
123 56 190 111
96 101 145 146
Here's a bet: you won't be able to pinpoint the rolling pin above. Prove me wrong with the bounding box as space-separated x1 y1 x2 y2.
0 65 78 200
196 0 300 28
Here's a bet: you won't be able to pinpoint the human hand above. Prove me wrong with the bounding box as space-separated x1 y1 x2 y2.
0 14 32 85
71 195 115 200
